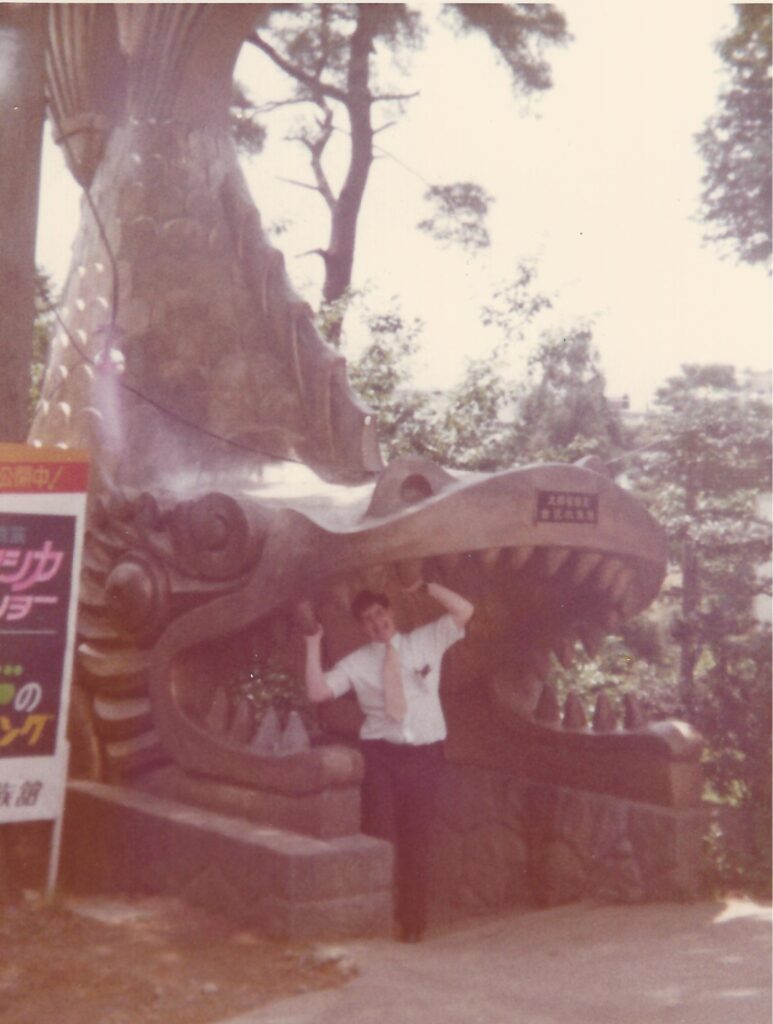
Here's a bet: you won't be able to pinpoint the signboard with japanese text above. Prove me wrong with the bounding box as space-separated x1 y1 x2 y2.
0 444 89 824
536 490 599 525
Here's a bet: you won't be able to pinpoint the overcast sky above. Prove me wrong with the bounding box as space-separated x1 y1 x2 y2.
37 1 770 410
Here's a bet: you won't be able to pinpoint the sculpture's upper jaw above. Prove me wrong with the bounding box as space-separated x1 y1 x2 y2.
78 454 673 786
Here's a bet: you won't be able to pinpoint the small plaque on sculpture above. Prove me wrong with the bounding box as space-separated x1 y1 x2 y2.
536 491 598 525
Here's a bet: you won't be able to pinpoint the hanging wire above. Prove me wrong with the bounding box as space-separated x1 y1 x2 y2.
45 301 311 464
43 100 318 467
42 80 688 476
606 434 677 467
604 426 738 468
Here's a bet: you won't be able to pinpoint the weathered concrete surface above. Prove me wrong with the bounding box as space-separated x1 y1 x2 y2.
62 780 392 941
429 766 710 913
222 899 772 1024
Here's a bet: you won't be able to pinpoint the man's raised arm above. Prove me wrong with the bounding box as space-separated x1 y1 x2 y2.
406 578 474 629
304 623 336 704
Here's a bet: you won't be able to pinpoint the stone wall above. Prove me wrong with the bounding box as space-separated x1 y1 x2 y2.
63 780 393 941
429 763 710 915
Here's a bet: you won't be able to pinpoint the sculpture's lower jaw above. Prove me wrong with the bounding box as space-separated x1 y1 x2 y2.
143 538 672 785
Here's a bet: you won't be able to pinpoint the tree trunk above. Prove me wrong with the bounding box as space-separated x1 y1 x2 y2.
320 5 375 344
30 4 380 482
679 457 699 712
0 4 46 442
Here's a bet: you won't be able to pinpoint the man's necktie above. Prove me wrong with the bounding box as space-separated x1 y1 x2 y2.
382 642 407 722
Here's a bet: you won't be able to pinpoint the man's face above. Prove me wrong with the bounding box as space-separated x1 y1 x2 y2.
358 601 397 644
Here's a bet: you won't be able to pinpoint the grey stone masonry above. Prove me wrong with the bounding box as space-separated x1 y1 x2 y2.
62 781 393 940
429 765 711 914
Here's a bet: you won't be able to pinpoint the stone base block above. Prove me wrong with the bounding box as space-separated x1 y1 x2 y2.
134 764 362 839
427 765 712 914
62 780 393 941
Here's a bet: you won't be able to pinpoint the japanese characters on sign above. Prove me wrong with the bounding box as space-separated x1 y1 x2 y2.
0 515 75 759
0 445 88 824
536 490 599 525
0 459 89 495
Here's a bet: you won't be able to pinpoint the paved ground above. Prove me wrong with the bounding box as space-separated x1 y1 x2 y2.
223 899 772 1024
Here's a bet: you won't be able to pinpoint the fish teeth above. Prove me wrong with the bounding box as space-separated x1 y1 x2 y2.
572 551 603 585
544 548 572 577
508 546 535 572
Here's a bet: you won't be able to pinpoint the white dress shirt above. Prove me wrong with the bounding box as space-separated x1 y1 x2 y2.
324 613 464 744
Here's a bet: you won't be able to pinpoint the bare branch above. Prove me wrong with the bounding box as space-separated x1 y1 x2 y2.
285 133 316 150
372 90 420 104
247 31 348 105
373 121 397 136
307 108 336 212
297 248 330 261
254 97 320 115
284 108 337 211
331 124 430 186
276 175 323 194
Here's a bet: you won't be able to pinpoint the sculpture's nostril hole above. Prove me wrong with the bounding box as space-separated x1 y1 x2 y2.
399 473 433 505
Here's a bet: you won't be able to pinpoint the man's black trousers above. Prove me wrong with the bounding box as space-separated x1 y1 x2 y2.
360 739 444 937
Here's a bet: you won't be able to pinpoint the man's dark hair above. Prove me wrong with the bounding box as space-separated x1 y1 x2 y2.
351 589 390 621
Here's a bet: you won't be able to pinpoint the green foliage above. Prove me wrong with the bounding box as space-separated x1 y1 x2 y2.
345 290 772 893
29 269 55 426
247 3 570 329
634 365 771 615
227 637 317 735
417 182 494 251
445 4 571 93
697 628 772 897
341 265 625 474
439 345 517 470
696 4 772 266
550 616 679 718
342 295 444 462
480 260 554 340
230 82 267 156
512 328 624 464
628 364 772 893
256 4 425 99
439 326 624 471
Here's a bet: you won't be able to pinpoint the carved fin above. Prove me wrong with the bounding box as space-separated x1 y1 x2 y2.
78 642 151 677
92 695 152 740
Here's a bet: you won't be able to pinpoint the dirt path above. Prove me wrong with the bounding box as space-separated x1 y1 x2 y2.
1 894 352 1024
225 898 773 1024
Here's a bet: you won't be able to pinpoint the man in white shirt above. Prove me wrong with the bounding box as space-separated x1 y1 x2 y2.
304 578 474 942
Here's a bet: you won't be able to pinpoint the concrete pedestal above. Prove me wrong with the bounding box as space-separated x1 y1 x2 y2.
62 780 393 940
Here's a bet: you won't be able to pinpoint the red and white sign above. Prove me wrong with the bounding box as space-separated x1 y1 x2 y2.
0 444 89 827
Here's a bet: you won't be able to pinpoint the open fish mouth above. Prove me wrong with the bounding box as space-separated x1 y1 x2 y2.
75 456 669 783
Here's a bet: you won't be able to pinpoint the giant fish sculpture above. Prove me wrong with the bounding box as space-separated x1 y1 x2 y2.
29 5 701 844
